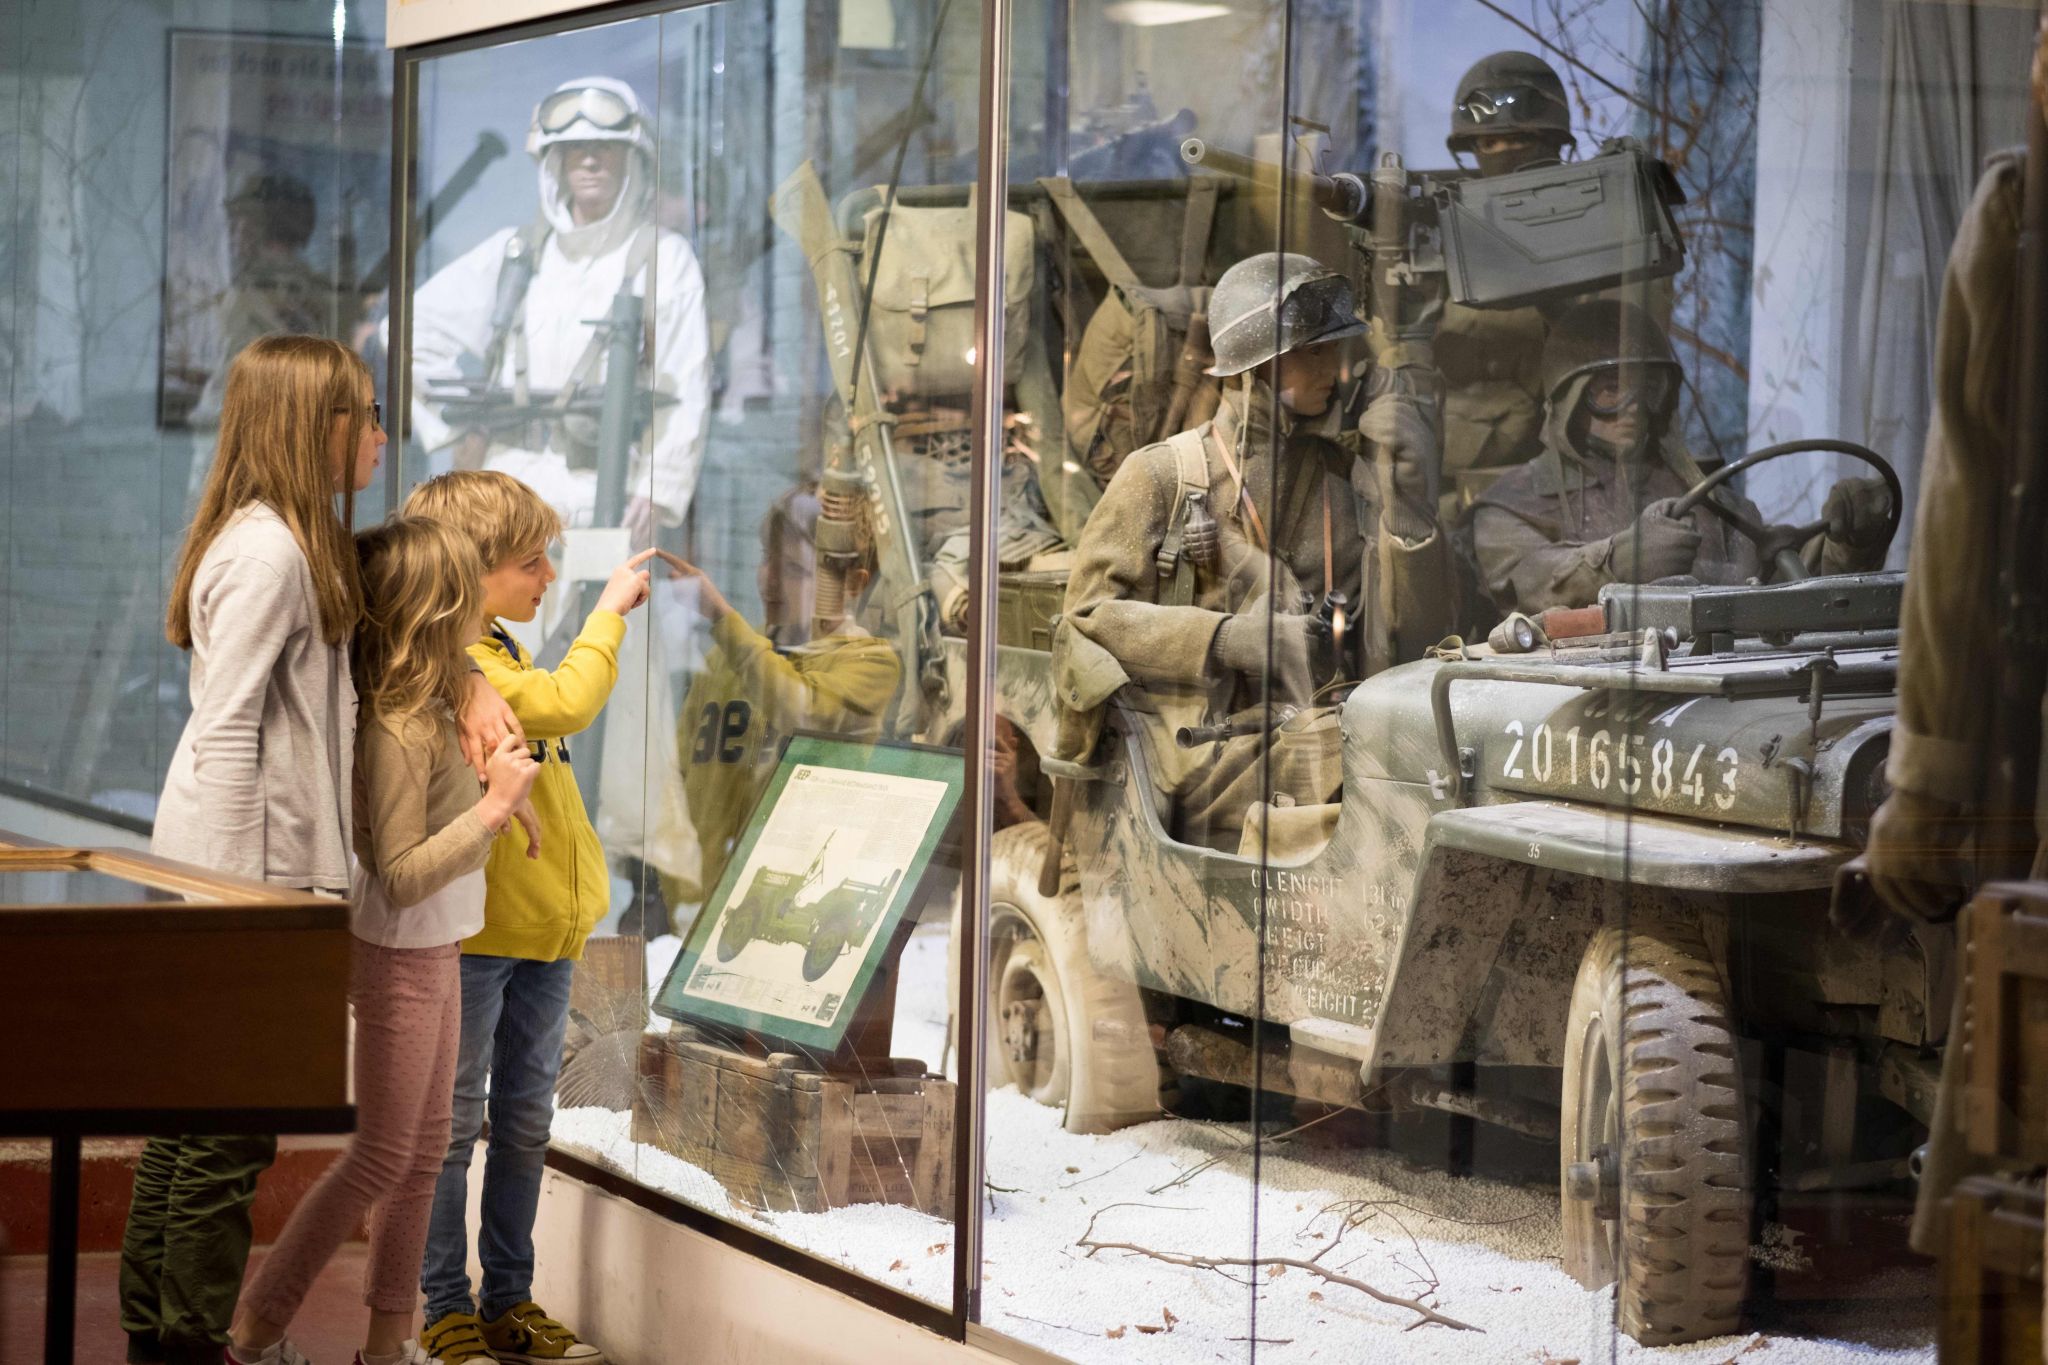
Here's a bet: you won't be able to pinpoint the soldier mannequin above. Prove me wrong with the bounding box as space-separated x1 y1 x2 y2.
1860 25 2048 1258
1471 300 1892 615
1437 52 1580 516
406 76 712 901
1057 253 1453 852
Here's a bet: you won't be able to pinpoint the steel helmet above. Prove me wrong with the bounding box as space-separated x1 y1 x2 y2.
1206 252 1367 378
526 76 656 161
1447 51 1573 157
1540 298 1680 412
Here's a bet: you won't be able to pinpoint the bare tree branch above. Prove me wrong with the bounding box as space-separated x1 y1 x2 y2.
1076 1201 1484 1334
1467 0 1661 117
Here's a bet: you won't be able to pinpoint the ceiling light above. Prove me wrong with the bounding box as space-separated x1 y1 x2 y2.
1104 1 1234 26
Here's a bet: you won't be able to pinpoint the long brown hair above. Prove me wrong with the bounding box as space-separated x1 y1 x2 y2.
351 517 485 725
168 335 371 649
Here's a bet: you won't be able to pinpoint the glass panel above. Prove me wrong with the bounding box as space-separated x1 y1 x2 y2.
1251 1 1975 1361
972 0 1301 1356
1 3 390 825
399 0 980 1312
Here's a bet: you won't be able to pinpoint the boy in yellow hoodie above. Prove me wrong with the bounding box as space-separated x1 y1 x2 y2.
401 471 653 1365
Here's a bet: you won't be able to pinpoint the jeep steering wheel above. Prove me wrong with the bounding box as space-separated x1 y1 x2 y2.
1668 439 1902 582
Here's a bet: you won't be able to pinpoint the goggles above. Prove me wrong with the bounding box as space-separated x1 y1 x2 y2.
1582 367 1673 418
535 85 639 136
1457 85 1560 125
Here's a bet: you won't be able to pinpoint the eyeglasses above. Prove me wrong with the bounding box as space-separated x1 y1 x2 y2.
536 86 638 135
1583 368 1672 418
1458 85 1559 124
335 400 383 429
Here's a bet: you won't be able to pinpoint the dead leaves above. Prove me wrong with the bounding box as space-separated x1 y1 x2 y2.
1107 1306 1179 1338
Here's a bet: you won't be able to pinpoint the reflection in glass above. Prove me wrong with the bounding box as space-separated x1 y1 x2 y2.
399 1 976 1314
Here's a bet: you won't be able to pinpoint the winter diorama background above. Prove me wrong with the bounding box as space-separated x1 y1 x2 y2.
547 930 1937 1364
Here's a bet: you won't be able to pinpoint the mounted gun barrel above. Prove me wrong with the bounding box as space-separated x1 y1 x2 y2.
1179 137 1371 226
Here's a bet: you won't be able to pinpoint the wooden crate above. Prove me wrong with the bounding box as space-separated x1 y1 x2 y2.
631 1031 955 1219
1940 1175 2044 1364
1962 883 2048 1164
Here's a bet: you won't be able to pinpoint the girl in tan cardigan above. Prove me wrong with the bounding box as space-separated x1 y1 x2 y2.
226 517 538 1365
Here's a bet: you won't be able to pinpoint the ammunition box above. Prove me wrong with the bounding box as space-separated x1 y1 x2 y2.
1940 1175 2044 1364
1962 883 2048 1164
1438 148 1685 309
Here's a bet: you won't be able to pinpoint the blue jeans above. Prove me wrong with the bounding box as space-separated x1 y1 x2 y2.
420 953 575 1324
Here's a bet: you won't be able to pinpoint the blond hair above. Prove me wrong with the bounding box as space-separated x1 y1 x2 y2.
402 470 563 571
170 335 372 648
351 517 486 724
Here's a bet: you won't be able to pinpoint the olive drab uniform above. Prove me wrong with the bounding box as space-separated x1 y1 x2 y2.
1469 385 1765 615
1056 382 1452 852
1865 151 2044 1257
671 613 903 902
1470 296 1890 615
1436 301 1549 513
1887 151 2028 839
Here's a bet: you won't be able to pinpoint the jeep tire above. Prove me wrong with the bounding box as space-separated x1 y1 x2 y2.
1561 916 1751 1345
986 821 1161 1134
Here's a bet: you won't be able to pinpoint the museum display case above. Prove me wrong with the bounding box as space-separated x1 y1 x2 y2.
9 0 2046 1356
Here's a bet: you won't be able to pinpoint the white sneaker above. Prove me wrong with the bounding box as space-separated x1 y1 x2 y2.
352 1341 436 1365
227 1340 314 1365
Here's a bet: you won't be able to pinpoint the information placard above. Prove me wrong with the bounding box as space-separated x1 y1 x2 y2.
654 734 963 1052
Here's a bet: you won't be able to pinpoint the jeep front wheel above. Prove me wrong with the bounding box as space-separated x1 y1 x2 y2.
986 822 1161 1134
1560 917 1751 1345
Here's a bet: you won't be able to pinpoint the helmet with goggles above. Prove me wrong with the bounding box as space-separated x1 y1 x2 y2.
1447 51 1573 159
1541 298 1681 417
1207 252 1367 378
526 76 655 161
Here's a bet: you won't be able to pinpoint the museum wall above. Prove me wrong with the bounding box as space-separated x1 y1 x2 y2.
1 0 393 821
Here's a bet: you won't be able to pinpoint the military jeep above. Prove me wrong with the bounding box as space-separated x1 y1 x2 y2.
950 565 1938 1347
716 838 903 982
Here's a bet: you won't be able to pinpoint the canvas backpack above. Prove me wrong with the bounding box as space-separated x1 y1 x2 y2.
1043 176 1221 487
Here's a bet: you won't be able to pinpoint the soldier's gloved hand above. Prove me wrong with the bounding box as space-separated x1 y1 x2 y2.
1212 610 1325 700
1823 477 1892 549
1606 498 1701 581
1359 393 1438 542
1865 786 1971 923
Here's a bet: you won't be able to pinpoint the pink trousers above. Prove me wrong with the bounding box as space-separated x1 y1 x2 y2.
241 938 461 1320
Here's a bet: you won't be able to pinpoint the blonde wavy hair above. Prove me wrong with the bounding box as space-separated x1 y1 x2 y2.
169 335 372 649
351 517 486 724
402 469 563 572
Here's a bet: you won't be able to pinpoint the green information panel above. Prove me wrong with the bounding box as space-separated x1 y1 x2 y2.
654 733 964 1052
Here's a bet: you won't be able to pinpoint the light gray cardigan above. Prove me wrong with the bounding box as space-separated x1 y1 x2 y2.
153 503 356 892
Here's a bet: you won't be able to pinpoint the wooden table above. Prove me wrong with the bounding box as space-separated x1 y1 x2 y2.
0 834 353 1365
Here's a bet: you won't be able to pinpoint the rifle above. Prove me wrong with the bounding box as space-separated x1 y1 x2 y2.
771 161 949 734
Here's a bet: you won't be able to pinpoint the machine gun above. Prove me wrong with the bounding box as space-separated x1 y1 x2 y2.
1179 135 1686 328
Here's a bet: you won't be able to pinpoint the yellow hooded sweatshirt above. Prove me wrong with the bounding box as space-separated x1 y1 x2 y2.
464 610 623 961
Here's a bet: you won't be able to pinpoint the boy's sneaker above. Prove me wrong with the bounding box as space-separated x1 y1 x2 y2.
480 1302 602 1364
225 1341 314 1365
419 1312 498 1364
